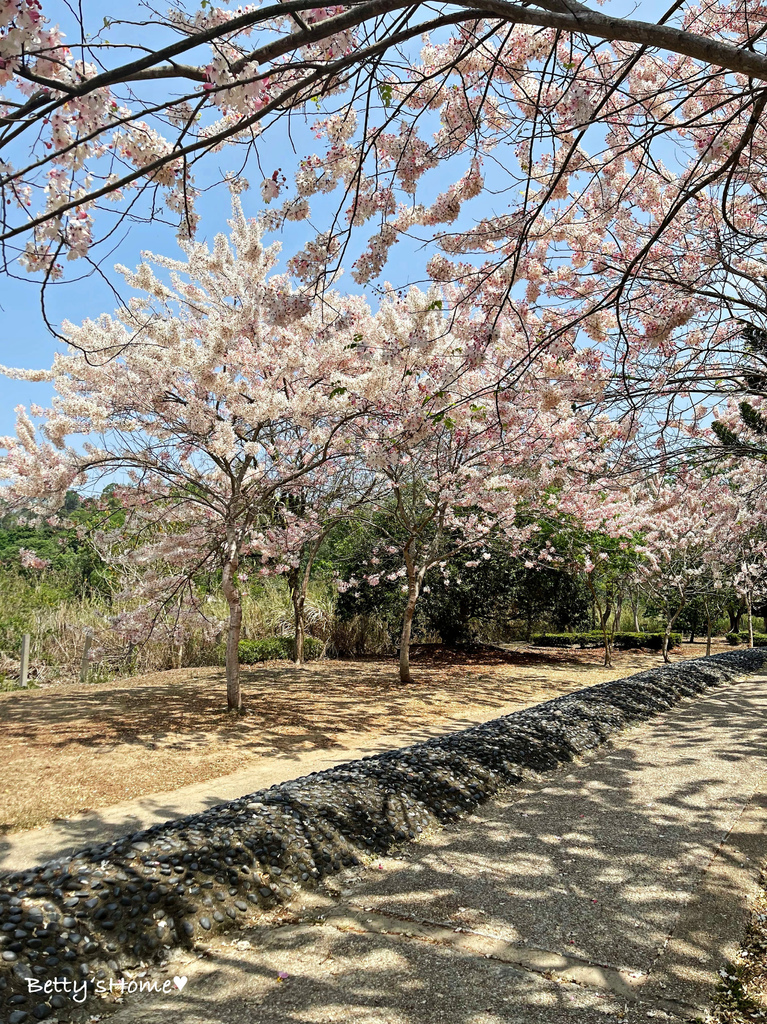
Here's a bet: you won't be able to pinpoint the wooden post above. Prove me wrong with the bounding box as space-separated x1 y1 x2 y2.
79 630 93 683
19 633 30 688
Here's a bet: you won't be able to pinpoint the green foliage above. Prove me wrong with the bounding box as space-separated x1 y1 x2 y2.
712 322 767 455
0 495 112 602
741 322 767 393
418 540 523 646
508 563 591 636
0 677 39 692
712 420 739 447
612 631 682 651
328 512 592 648
0 609 33 653
728 631 767 647
530 632 576 648
238 636 324 663
0 572 70 657
532 631 681 651
739 400 767 435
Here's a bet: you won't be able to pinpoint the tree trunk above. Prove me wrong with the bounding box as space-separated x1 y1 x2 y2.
399 554 421 684
728 602 744 634
613 593 624 633
287 565 306 666
600 607 613 667
632 590 640 631
747 594 754 649
586 578 612 667
704 597 712 657
662 596 686 663
221 551 243 711
289 534 327 667
399 589 419 683
293 590 306 665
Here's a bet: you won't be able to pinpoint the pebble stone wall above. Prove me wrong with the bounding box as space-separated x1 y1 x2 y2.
1 648 765 1022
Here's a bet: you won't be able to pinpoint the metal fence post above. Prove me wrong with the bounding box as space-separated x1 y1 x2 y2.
79 630 93 683
19 633 30 688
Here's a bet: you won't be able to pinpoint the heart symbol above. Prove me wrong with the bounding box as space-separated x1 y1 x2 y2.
173 976 188 992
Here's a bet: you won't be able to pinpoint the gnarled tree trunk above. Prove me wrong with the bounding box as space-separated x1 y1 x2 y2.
292 587 306 665
704 595 712 657
287 534 326 666
221 542 242 711
728 600 745 634
399 548 421 684
632 589 640 632
662 594 686 663
585 577 612 667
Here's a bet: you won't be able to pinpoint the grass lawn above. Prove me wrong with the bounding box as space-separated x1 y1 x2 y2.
0 640 734 834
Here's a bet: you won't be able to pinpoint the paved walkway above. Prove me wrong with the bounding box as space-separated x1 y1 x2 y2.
96 672 767 1024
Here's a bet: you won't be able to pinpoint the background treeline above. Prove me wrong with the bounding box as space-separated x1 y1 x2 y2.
1 490 764 686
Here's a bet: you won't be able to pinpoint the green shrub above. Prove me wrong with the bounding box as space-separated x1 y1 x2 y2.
575 630 610 649
530 633 578 648
736 631 767 647
238 636 324 663
0 676 39 692
0 613 32 653
726 633 741 645
531 631 680 651
613 631 681 651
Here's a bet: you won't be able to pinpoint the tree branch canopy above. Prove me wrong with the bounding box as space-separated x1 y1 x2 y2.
1 0 766 449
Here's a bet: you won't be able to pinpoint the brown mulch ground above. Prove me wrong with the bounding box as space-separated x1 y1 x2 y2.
0 641 733 834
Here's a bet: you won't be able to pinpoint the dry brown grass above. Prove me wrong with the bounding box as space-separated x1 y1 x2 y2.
0 640 733 834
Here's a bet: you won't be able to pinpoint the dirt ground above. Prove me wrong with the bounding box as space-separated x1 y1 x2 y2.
0 640 734 834
712 870 767 1023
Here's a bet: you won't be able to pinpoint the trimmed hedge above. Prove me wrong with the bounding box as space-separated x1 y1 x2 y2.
726 632 767 647
612 631 682 651
531 631 681 651
238 636 324 663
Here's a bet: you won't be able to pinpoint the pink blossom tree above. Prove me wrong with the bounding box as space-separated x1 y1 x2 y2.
342 287 618 683
540 517 644 669
250 459 379 665
0 203 374 709
731 538 767 648
636 473 741 661
0 0 765 429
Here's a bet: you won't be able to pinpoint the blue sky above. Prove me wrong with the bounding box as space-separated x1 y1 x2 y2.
0 0 671 438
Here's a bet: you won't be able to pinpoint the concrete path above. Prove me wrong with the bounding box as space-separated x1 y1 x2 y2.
0 711 533 873
94 671 767 1024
